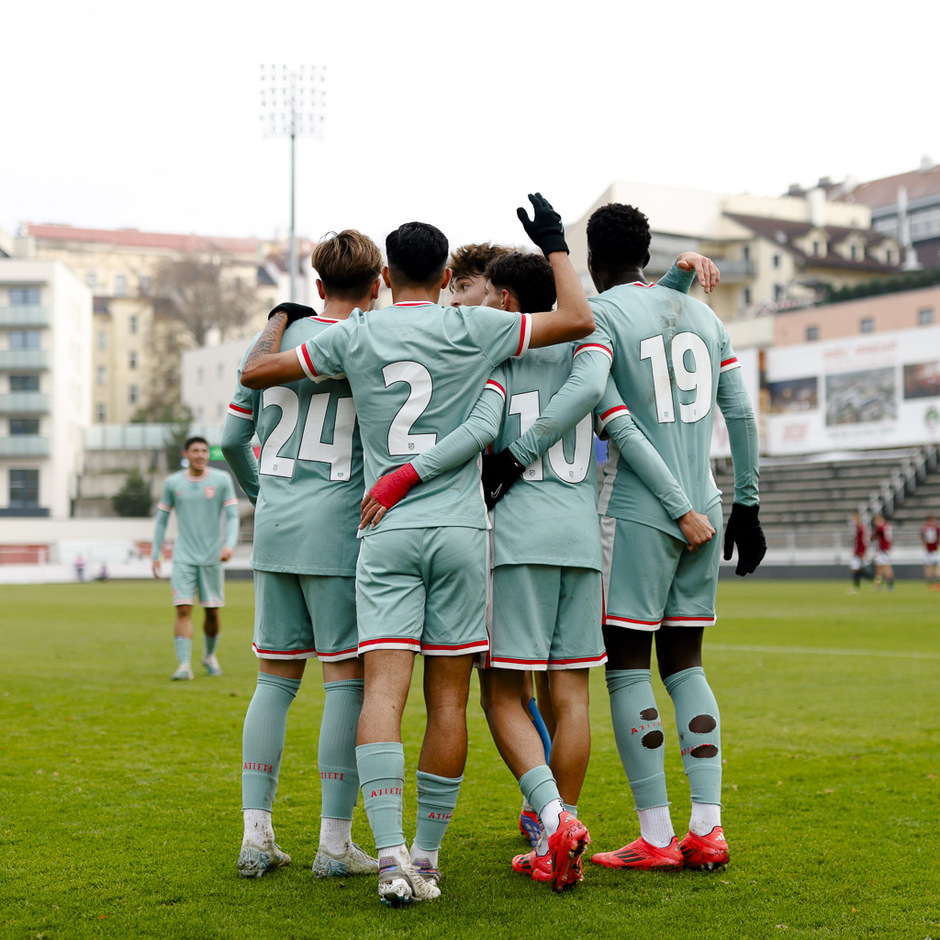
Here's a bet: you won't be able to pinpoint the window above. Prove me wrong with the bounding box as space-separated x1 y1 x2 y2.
10 375 40 391
772 253 781 268
743 287 751 305
773 284 784 301
129 315 138 334
97 330 107 350
806 326 820 342
86 272 97 290
9 331 40 349
128 385 139 404
886 249 893 264
138 275 151 294
742 245 750 262
96 366 107 386
850 245 858 260
919 308 934 326
10 418 40 435
812 241 820 256
95 403 107 423
860 318 875 334
114 275 126 297
9 469 39 508
128 351 137 370
10 287 40 306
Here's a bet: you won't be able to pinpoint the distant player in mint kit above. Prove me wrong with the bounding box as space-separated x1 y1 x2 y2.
152 435 239 680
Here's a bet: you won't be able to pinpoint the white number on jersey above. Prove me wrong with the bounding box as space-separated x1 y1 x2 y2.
509 389 591 484
639 332 713 424
383 361 438 455
259 386 356 481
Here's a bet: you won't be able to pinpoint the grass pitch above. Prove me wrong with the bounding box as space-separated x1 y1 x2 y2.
2 578 939 939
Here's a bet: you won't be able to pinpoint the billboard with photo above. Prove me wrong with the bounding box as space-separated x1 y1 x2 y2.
765 326 940 454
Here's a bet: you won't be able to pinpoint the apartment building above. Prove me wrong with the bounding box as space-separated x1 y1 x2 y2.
0 257 91 519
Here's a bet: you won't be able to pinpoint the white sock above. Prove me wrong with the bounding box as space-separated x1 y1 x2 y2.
380 842 409 866
319 816 353 854
243 808 274 844
637 806 675 848
538 798 564 837
410 843 439 868
689 802 721 836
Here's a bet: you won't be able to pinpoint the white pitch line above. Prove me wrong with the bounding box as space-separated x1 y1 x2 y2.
706 643 940 661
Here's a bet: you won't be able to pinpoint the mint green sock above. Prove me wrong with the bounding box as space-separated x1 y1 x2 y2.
663 666 722 806
518 765 561 817
204 633 218 657
241 673 301 811
356 742 405 851
174 636 192 665
319 679 364 821
606 669 669 810
414 771 462 853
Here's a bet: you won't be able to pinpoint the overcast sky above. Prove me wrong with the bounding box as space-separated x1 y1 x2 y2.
3 0 937 253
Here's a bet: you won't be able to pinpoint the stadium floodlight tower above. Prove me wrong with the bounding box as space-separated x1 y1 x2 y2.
260 64 326 303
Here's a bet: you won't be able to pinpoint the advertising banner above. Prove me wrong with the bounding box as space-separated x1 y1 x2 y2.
765 326 940 454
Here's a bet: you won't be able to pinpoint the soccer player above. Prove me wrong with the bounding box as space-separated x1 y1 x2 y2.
498 202 762 873
220 231 384 880
240 194 596 904
872 514 895 590
921 513 938 590
360 250 717 888
448 242 510 307
151 436 238 681
849 511 871 594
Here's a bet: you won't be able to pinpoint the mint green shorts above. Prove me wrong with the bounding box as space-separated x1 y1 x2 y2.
483 564 606 671
356 526 488 657
171 562 224 608
600 505 722 631
252 569 358 662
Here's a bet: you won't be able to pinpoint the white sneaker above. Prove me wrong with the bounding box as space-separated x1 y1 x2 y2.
171 663 194 681
237 838 291 878
311 841 378 877
201 654 222 677
377 855 441 905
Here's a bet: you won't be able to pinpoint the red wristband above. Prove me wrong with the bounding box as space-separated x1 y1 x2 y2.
370 463 421 509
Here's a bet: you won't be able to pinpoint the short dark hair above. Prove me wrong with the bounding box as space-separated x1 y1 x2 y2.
450 243 510 281
586 203 651 271
311 230 383 300
386 222 449 287
184 436 208 450
484 251 556 312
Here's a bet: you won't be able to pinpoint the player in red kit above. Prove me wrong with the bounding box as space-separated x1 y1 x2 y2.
921 514 939 590
871 514 894 591
848 512 872 594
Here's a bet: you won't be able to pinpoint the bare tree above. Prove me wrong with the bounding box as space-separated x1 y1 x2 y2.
150 257 258 347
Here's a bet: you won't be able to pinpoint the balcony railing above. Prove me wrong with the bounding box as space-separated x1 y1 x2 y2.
0 349 50 370
0 306 52 328
0 392 51 414
0 436 51 457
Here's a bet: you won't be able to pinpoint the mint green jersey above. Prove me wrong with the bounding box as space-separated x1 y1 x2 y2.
296 301 531 535
221 316 365 576
589 283 757 535
152 467 238 565
487 344 601 569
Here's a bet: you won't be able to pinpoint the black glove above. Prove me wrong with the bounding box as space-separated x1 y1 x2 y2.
268 302 315 325
723 503 767 576
481 449 526 509
516 192 568 257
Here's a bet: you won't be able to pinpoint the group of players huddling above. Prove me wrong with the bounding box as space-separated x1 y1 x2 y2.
220 193 766 906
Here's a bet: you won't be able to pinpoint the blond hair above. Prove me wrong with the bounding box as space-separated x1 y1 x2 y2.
311 230 383 299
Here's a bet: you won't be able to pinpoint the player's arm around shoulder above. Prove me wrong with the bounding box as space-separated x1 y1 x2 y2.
240 310 307 389
527 251 593 348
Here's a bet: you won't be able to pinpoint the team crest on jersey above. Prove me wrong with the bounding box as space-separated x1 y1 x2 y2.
204 486 216 498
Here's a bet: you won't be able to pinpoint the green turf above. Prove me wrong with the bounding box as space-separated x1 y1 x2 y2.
2 579 938 939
